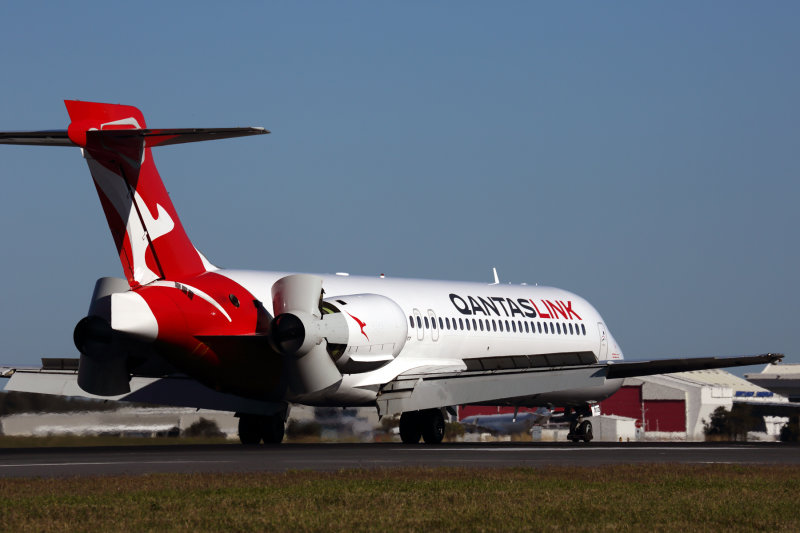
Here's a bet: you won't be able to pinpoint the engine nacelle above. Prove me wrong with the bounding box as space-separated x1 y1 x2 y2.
75 277 132 396
322 294 408 373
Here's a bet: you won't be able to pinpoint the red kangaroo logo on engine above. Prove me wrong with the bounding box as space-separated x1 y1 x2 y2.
346 312 369 341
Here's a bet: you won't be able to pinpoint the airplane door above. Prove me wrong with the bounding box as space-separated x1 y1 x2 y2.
597 322 608 360
428 310 439 342
413 309 424 341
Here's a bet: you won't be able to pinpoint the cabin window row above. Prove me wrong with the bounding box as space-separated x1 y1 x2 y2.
408 315 587 336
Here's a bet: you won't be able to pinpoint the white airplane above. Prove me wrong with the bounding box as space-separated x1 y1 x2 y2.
0 101 782 444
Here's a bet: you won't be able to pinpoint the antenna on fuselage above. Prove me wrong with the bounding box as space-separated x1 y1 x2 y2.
490 267 499 285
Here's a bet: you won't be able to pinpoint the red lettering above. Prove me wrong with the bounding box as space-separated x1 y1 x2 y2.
561 300 582 320
547 300 569 320
530 300 551 319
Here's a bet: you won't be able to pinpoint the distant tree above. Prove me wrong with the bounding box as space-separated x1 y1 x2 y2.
704 406 730 438
780 416 799 443
703 405 762 441
183 417 225 438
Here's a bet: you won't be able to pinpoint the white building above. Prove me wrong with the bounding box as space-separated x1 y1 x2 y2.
601 368 789 441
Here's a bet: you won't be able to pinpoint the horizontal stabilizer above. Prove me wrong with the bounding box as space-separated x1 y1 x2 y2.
0 130 73 146
604 353 784 380
0 127 268 148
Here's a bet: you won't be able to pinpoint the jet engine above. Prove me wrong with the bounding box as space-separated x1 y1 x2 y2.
320 293 408 374
73 277 133 396
269 274 408 400
74 277 172 396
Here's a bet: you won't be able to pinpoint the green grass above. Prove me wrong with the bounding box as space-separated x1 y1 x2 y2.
0 465 798 532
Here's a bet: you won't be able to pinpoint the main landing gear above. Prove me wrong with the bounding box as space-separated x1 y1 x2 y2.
399 409 446 444
564 405 594 443
568 419 593 443
237 413 285 444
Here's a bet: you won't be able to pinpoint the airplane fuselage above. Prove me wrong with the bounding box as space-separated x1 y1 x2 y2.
128 268 624 408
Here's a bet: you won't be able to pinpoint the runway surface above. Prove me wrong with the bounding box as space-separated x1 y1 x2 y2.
0 442 798 478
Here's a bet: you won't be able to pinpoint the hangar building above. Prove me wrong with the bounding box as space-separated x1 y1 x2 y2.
745 363 800 402
600 368 788 441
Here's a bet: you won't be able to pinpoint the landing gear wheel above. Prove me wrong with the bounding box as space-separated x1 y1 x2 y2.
238 415 263 445
238 414 285 445
421 409 445 445
568 420 580 443
262 415 285 444
578 420 593 443
399 412 422 444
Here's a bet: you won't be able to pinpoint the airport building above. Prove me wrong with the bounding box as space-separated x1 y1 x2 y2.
745 363 800 402
458 367 791 442
600 368 789 441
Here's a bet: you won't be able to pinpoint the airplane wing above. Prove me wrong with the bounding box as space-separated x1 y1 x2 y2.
376 352 783 416
603 353 783 379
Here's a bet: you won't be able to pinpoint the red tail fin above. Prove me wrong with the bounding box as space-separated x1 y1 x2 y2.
0 100 267 286
65 100 206 287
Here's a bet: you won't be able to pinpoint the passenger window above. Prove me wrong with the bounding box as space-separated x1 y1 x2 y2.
431 318 437 330
416 316 422 329
517 320 522 332
512 321 516 333
446 317 451 330
569 323 574 335
479 320 484 331
505 320 510 332
439 318 443 330
472 319 477 330
424 317 429 329
557 323 561 334
492 320 497 332
581 324 586 335
409 316 414 328
499 321 504 332
537 322 542 333
466 319 471 331
459 318 464 330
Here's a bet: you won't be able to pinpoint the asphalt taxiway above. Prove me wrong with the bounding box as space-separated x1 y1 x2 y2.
0 442 798 478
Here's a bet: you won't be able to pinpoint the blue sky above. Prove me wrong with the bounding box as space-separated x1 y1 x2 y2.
0 2 797 373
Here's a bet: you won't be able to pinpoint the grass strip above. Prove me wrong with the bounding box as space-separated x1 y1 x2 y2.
0 465 797 532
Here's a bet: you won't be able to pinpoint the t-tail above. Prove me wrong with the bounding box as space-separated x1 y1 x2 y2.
0 100 268 287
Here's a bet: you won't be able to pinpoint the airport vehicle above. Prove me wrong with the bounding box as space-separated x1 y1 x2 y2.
0 101 782 444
